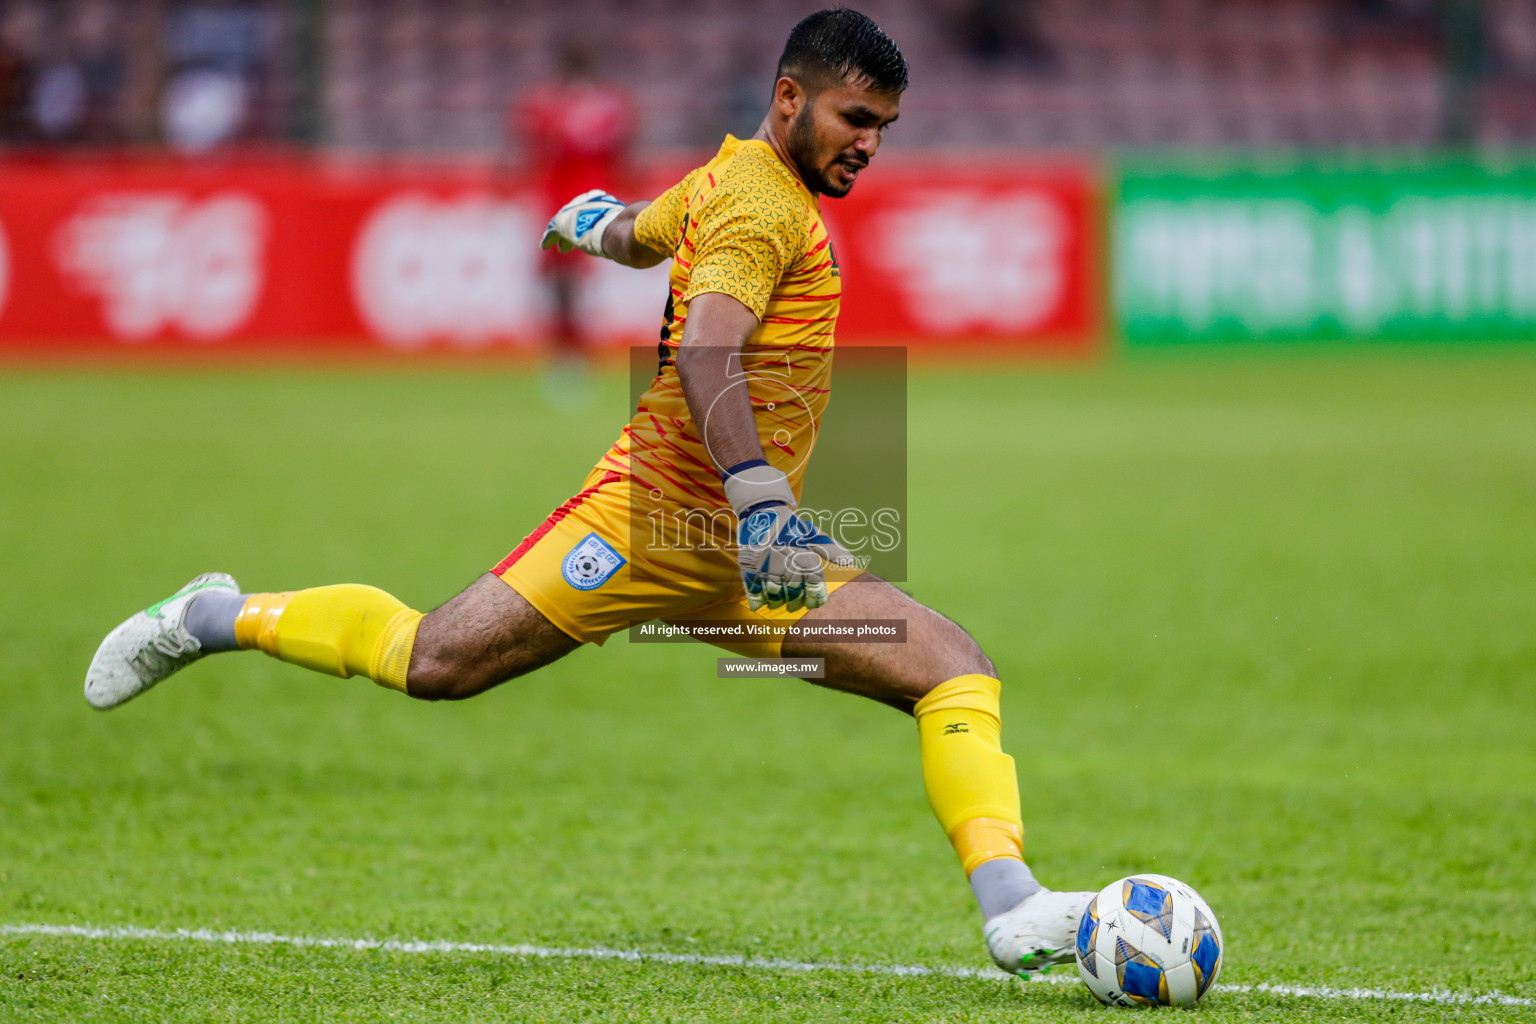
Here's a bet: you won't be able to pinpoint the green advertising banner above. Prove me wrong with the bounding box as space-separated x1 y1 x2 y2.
1115 162 1536 345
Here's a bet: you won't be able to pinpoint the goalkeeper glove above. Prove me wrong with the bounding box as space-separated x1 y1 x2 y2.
540 189 626 257
723 461 854 612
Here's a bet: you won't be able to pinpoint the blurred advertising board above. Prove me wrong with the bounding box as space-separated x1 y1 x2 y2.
0 156 1098 357
829 161 1100 353
1116 162 1536 345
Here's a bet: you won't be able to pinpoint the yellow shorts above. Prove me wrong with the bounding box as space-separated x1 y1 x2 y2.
492 467 854 655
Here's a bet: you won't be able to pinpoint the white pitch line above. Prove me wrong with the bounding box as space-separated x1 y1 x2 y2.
2 922 1531 1009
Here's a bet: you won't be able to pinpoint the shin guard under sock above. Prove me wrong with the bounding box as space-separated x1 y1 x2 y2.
914 673 1026 877
232 585 421 693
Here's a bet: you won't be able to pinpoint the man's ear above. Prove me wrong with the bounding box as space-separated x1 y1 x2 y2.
773 75 808 119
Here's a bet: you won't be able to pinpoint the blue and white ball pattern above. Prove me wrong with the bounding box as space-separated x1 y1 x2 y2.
1074 873 1223 1007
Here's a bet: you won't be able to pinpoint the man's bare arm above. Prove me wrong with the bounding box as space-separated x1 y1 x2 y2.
677 290 851 611
674 291 766 477
600 202 669 269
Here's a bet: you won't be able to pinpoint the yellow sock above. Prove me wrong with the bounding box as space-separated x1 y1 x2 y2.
233 585 422 694
914 674 1025 877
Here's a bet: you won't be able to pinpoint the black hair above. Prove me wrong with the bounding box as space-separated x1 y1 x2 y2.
776 9 909 95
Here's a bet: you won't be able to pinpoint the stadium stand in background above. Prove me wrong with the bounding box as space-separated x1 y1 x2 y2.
4 0 1536 155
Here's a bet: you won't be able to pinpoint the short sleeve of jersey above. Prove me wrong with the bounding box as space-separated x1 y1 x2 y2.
633 169 700 257
684 185 805 320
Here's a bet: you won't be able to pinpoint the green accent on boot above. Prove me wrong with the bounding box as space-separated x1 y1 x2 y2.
145 580 231 619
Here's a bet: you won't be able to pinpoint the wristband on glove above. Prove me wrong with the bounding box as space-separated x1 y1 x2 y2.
721 458 797 515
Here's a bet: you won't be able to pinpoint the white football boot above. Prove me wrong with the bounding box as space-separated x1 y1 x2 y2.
84 573 240 710
984 888 1097 976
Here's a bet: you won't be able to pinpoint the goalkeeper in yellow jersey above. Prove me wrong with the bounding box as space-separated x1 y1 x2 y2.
83 9 1095 978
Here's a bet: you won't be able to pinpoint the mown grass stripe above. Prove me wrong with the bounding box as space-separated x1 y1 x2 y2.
2 922 1529 1008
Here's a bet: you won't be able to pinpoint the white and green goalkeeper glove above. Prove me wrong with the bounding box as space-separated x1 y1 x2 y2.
540 189 626 257
723 460 855 612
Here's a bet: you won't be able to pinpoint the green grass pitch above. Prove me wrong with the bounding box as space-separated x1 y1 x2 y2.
1 350 1533 1022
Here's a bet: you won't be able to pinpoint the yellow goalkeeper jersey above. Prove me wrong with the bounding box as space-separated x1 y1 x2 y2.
597 135 839 511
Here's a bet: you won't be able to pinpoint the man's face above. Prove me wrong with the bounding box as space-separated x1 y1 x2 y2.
785 78 901 198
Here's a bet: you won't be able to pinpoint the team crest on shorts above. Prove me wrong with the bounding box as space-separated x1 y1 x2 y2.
561 532 626 591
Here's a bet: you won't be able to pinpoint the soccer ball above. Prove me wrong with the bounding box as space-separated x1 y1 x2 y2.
1074 873 1223 1007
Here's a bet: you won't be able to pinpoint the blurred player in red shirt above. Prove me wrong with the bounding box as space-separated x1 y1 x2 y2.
514 44 636 361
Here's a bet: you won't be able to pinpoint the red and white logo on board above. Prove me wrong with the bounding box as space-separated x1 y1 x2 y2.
53 192 268 340
350 194 542 348
867 190 1071 333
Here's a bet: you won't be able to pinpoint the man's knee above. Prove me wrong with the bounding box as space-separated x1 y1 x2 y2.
397 576 578 700
912 606 996 690
885 623 994 715
404 648 501 701
958 631 997 684
797 579 998 710
862 610 997 711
